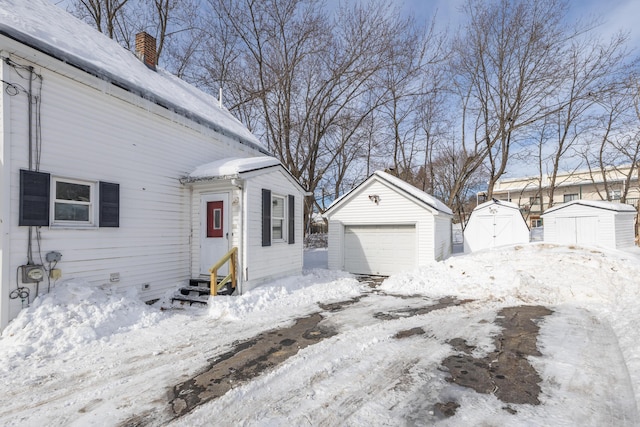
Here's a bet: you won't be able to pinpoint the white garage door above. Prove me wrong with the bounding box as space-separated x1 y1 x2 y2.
343 225 416 276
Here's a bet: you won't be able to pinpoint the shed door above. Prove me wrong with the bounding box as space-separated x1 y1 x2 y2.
477 215 512 248
576 217 598 246
343 225 416 276
556 216 597 246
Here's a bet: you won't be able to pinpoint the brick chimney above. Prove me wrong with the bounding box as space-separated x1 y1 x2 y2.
135 32 157 71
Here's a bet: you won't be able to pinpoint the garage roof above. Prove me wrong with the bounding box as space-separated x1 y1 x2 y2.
326 170 452 215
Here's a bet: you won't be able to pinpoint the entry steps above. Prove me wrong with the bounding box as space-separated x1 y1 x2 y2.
171 277 235 305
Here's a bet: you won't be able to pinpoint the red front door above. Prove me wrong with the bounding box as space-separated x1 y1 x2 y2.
207 201 223 238
201 194 229 275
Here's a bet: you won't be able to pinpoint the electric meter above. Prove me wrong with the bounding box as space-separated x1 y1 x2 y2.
21 265 45 283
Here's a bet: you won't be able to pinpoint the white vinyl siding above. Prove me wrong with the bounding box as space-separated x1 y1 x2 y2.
615 213 636 248
2 48 260 323
433 215 453 261
242 168 303 291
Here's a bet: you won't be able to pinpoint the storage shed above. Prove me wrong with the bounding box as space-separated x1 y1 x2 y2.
463 199 530 253
323 171 452 276
541 200 637 249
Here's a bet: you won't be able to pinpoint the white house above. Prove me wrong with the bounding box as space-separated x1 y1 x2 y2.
463 199 530 253
0 0 306 329
542 200 637 249
324 171 452 276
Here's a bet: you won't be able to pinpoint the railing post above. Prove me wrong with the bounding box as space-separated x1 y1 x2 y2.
210 269 217 296
231 249 237 289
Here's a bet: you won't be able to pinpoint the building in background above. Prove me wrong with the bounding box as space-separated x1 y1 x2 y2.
487 165 639 229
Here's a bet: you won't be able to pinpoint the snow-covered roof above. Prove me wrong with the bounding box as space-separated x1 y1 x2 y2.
0 0 266 153
542 199 638 216
325 170 452 215
185 156 281 181
181 156 308 194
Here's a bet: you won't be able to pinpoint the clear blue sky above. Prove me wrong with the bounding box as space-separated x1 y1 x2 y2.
401 0 640 50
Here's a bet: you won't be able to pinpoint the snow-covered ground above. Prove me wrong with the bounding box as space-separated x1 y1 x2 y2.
1 243 639 426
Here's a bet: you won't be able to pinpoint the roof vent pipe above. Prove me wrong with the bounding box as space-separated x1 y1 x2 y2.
135 32 157 71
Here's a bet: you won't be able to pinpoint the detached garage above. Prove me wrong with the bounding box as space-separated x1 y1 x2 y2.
324 171 453 276
542 200 637 249
463 199 530 253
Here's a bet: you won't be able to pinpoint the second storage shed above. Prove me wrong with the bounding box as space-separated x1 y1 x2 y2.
323 171 453 276
463 199 530 253
541 200 637 249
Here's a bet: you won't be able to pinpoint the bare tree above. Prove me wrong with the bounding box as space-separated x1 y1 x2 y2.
206 0 434 229
66 0 202 68
70 0 130 40
540 32 632 209
451 0 575 199
583 71 640 202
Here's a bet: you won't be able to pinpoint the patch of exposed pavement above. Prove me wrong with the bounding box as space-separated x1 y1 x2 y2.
169 312 336 418
437 305 553 417
374 296 474 320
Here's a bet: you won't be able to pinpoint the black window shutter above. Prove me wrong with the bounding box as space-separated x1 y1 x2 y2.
19 169 50 226
288 194 295 244
262 189 271 246
99 181 120 227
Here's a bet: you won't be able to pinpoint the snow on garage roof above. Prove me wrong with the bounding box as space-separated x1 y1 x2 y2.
184 156 281 181
0 0 266 153
542 199 638 215
326 170 452 215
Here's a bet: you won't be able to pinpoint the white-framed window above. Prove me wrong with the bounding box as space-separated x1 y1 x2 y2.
51 177 96 226
531 218 543 228
262 189 294 247
271 194 286 241
563 193 578 203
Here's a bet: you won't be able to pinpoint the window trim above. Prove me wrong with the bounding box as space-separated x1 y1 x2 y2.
271 194 286 242
529 196 541 205
563 193 578 203
51 177 97 227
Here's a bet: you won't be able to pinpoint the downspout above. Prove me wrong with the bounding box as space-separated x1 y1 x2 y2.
232 177 246 295
0 56 11 329
26 65 34 267
188 185 193 279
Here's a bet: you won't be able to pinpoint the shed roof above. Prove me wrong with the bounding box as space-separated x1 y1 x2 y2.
474 199 522 212
0 0 266 153
542 200 637 216
325 170 452 216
